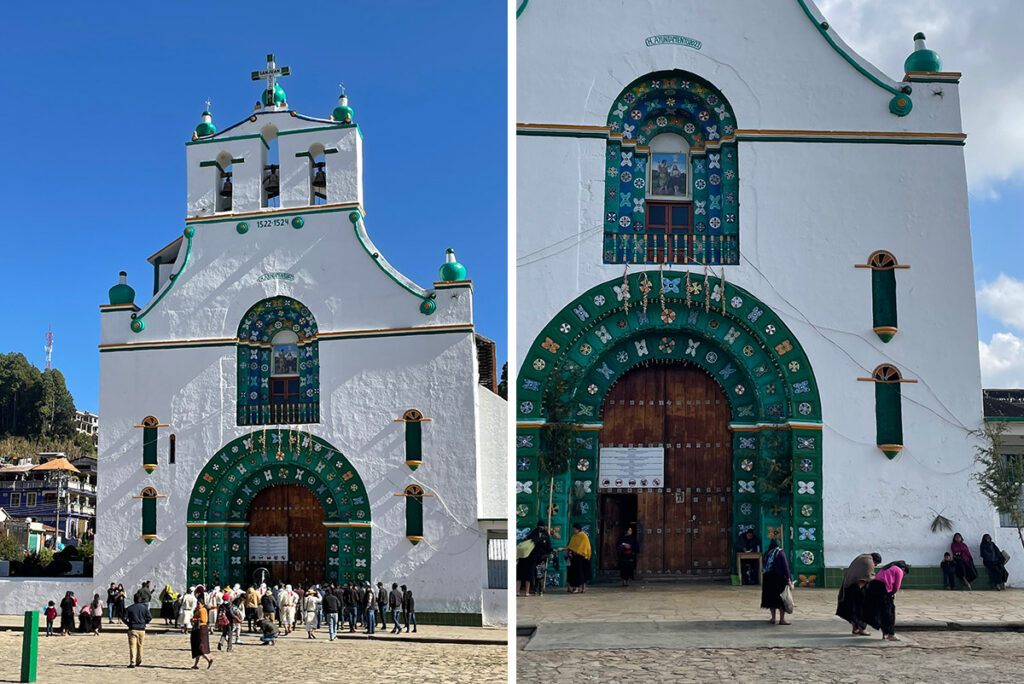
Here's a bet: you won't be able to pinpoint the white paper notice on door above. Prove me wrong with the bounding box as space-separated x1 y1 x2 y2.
248 535 289 562
598 447 665 489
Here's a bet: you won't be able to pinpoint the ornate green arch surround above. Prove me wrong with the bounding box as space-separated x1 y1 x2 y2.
516 271 824 585
186 430 371 587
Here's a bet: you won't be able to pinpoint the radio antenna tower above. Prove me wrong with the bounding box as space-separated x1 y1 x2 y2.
45 326 53 370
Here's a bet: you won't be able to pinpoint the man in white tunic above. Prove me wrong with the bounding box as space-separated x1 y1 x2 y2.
279 585 298 634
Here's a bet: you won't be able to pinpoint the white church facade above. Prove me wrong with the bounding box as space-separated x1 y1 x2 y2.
515 0 1018 589
0 57 507 623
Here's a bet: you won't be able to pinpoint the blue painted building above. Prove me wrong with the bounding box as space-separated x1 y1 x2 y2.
0 455 96 546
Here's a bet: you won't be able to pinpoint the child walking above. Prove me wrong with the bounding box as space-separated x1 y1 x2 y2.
44 601 57 637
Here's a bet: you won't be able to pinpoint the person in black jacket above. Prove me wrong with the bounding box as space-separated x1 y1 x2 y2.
122 593 152 668
342 583 357 632
388 583 403 633
356 583 367 628
106 583 118 624
376 582 388 630
260 589 278 630
322 587 341 640
402 588 417 633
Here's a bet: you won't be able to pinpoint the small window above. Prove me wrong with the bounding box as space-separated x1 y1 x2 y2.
26 493 37 508
44 493 57 505
486 532 508 589
10 493 21 507
644 201 693 262
169 434 176 465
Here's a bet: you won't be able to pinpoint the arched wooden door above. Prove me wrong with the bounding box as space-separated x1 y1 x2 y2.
599 363 732 577
247 484 325 587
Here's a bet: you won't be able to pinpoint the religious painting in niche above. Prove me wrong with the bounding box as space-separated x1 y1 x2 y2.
271 330 299 375
650 153 688 197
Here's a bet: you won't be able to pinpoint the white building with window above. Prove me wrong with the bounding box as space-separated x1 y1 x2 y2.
515 0 1015 589
0 58 507 623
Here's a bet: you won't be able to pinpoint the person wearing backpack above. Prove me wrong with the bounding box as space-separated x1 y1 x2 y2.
230 596 245 645
215 592 234 652
44 601 57 637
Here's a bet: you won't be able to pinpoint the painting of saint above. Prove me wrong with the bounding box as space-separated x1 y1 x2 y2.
651 153 687 197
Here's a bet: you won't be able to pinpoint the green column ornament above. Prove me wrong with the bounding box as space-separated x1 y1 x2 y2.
861 365 915 459
135 415 168 474
397 485 432 545
394 409 431 470
133 487 166 544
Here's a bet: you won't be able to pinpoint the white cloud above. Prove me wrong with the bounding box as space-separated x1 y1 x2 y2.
979 333 1024 388
818 0 1024 196
977 274 1024 330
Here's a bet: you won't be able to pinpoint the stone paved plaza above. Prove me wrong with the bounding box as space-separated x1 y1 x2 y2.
0 627 507 683
517 584 1024 682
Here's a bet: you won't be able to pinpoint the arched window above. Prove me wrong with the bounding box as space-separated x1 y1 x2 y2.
237 297 320 425
135 415 167 474
857 251 909 342
261 124 280 208
402 484 425 545
395 409 432 471
860 364 916 460
216 150 233 213
309 143 327 205
604 71 738 265
133 486 166 544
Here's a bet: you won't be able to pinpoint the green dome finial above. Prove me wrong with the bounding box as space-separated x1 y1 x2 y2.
331 86 354 123
438 248 467 282
904 32 942 73
194 105 216 138
261 83 287 107
108 271 136 306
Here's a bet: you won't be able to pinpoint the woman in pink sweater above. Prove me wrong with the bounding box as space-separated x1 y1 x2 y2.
862 560 910 641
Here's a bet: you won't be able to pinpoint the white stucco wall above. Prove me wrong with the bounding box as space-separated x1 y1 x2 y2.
517 0 999 574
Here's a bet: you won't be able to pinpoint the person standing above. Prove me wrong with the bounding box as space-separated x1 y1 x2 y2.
245 585 260 632
617 526 639 587
376 582 388 630
863 560 909 641
122 591 152 668
179 587 197 634
388 583 402 633
836 552 882 635
951 533 978 590
106 583 118 624
190 588 214 669
980 534 1009 590
44 601 57 637
322 585 341 641
402 588 417 633
230 596 245 645
342 583 357 632
565 523 592 594
136 581 153 606
159 584 177 626
303 589 320 639
90 594 104 634
215 592 234 651
114 584 127 623
364 583 376 635
355 582 367 628
279 585 297 634
59 591 76 636
760 540 792 626
260 586 279 633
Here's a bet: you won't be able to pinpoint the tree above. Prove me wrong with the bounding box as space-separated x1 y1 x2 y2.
497 362 508 400
36 369 77 439
0 352 42 436
972 422 1024 550
0 532 25 562
538 363 585 529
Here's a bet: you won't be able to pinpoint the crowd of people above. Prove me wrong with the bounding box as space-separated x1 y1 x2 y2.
43 578 422 668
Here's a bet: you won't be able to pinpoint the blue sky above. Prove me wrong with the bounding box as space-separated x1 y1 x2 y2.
0 1 508 413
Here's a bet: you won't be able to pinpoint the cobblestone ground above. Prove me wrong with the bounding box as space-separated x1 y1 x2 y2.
516 632 1024 683
0 630 506 683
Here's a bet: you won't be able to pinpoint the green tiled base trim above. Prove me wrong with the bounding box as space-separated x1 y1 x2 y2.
823 566 1003 590
150 608 482 626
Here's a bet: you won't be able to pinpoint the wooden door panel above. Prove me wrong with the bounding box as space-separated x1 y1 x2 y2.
637 491 663 574
248 484 325 587
600 495 621 572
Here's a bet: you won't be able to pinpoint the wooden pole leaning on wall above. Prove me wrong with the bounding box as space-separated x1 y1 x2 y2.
21 610 38 682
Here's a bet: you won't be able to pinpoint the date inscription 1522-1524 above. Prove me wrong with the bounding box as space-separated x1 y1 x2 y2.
256 217 293 228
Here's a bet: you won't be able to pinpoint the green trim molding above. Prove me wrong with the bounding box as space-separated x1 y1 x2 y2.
186 430 371 588
131 227 194 333
347 210 434 313
795 0 912 116
516 270 824 586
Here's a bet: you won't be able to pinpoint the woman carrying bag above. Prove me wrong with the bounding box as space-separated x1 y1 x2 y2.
760 540 792 625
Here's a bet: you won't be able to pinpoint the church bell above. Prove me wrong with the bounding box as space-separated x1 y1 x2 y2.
263 164 280 199
312 162 327 200
219 171 233 199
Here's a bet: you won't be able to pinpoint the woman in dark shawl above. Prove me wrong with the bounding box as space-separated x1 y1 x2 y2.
617 527 639 586
979 534 1008 590
114 584 126 620
862 560 909 640
760 540 791 625
950 533 977 590
59 591 76 636
836 552 881 635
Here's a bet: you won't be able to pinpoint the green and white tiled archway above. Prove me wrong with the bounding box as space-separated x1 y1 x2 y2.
516 271 824 585
186 431 370 588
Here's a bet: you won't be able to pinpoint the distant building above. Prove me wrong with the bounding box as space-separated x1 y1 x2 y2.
982 389 1024 529
0 455 95 544
75 411 99 445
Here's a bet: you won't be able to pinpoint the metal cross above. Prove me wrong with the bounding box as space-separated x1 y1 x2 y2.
337 82 345 95
251 53 291 100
